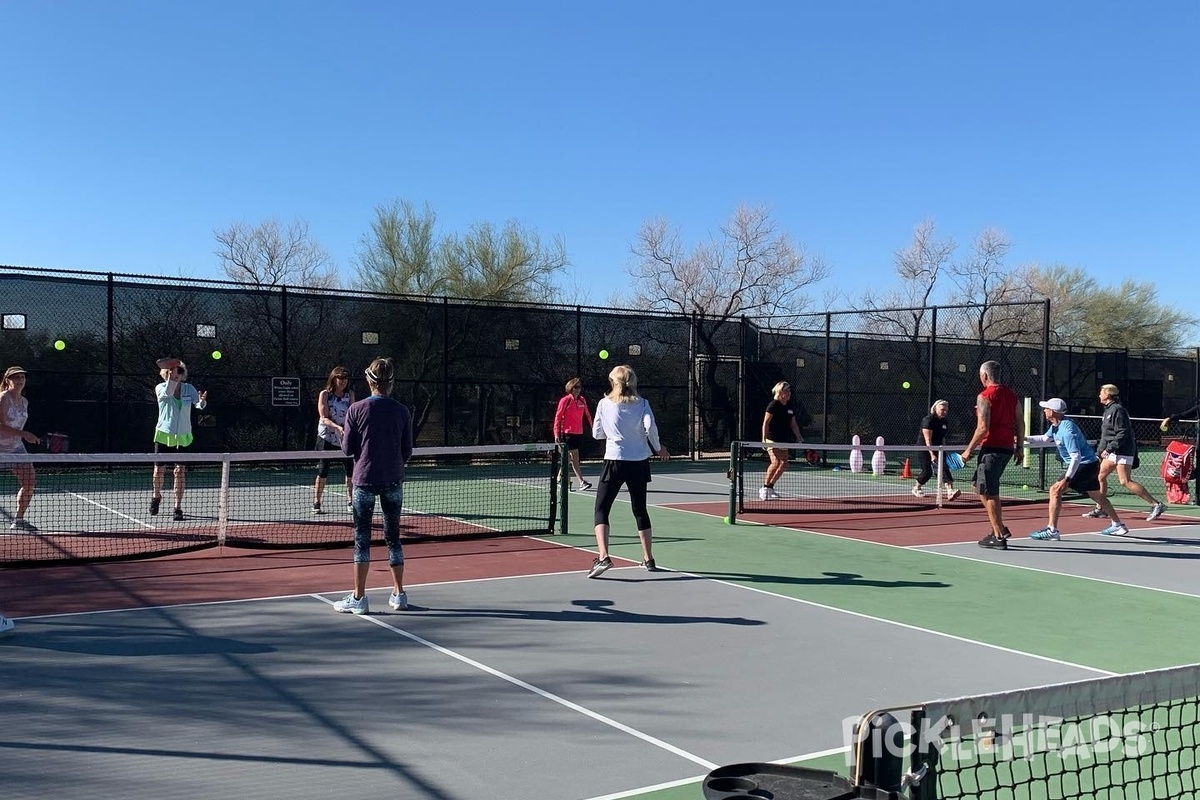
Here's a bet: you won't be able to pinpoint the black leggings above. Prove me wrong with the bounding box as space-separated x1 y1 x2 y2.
593 459 653 530
916 451 952 487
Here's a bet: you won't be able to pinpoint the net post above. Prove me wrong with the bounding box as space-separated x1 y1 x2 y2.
218 455 231 546
1022 396 1032 468
851 710 907 797
556 441 569 535
727 442 739 524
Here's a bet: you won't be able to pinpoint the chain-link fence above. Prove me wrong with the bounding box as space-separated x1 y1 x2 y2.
2 265 1197 460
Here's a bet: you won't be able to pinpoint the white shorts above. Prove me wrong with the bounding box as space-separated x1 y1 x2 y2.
1105 453 1136 467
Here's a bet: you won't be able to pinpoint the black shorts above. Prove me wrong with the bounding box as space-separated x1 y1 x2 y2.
1064 460 1101 494
974 448 1013 496
563 433 584 451
153 442 185 469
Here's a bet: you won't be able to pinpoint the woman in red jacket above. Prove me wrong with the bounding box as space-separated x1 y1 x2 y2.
554 378 594 491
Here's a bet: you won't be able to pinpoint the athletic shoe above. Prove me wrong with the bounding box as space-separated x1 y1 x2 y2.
388 591 408 611
1030 526 1061 541
766 488 782 500
946 488 962 501
312 502 323 515
1147 502 1166 522
333 593 369 614
587 557 612 578
9 518 34 531
1100 522 1129 536
1082 507 1108 519
640 559 658 572
911 485 925 498
0 614 13 635
578 481 594 491
149 496 161 516
758 487 769 501
978 532 1008 550
172 508 184 522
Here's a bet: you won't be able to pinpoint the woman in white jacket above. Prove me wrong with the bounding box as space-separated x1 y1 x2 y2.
586 365 670 578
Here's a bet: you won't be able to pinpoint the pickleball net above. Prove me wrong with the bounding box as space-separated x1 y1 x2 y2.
851 662 1200 800
0 443 559 566
728 441 1049 517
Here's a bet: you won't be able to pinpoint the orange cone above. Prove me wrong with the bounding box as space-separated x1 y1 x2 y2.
901 458 912 479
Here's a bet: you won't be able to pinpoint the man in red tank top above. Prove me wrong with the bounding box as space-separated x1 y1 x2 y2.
960 360 1024 550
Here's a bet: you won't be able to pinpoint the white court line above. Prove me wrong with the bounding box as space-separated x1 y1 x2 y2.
308 593 720 772
581 745 851 800
67 492 157 530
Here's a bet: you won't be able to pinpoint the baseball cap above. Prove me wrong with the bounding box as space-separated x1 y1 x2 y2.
1038 398 1067 413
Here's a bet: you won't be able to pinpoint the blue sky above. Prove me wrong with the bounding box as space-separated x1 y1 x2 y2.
3 1 1197 324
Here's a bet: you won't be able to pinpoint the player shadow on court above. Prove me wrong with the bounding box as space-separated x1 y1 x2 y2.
416 598 765 626
0 620 277 657
1014 540 1200 559
689 570 950 589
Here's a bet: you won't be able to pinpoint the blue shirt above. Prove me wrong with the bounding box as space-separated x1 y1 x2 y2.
1028 418 1095 477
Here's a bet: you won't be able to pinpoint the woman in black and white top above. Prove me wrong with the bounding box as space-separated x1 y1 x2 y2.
586 365 669 578
313 366 355 514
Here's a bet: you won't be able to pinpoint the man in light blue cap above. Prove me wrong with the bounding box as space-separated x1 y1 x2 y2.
1026 397 1128 539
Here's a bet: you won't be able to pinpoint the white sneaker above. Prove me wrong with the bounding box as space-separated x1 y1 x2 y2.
9 518 34 531
766 488 782 500
0 614 14 635
578 481 594 491
945 487 962 501
911 485 925 498
333 593 369 614
388 591 408 611
1082 507 1108 519
1147 502 1166 522
758 487 769 501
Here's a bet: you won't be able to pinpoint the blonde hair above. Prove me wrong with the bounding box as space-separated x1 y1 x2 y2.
772 381 791 399
931 399 949 415
564 377 581 393
606 365 640 404
365 357 395 395
1101 383 1119 396
159 361 187 381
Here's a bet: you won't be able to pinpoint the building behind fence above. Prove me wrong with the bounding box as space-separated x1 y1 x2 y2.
2 265 1198 457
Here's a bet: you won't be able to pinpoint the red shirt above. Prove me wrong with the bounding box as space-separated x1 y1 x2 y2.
979 383 1018 449
553 394 592 437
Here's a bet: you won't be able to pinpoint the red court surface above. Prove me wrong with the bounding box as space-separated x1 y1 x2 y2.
675 500 1193 546
1 536 595 617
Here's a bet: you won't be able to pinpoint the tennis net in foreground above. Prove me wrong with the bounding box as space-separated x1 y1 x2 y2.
851 663 1200 800
0 444 558 566
729 441 1049 517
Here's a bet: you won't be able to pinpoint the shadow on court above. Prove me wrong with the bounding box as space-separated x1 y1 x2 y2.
689 569 951 589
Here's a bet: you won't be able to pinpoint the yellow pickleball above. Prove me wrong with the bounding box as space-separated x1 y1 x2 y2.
598 349 609 360
54 340 66 351
211 350 222 360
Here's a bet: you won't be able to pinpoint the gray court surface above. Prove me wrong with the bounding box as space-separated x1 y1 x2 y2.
3 568 1105 800
915 522 1200 597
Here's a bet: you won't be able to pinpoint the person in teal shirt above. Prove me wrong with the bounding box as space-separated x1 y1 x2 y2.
151 357 208 521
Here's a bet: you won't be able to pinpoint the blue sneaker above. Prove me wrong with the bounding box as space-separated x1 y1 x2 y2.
1030 526 1060 541
1099 522 1129 536
333 593 369 614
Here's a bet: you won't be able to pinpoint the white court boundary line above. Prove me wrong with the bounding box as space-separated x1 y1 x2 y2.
307 593 720 772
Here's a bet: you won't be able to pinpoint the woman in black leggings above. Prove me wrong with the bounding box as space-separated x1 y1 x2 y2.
586 365 670 578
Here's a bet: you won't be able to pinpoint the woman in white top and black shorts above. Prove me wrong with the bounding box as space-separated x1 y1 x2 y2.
313 366 355 514
586 365 670 578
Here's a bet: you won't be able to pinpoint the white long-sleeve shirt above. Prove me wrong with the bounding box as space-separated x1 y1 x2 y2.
592 396 661 461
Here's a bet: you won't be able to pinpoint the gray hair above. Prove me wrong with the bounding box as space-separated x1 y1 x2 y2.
979 361 1001 382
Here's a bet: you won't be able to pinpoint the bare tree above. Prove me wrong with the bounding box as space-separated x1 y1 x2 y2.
354 199 569 302
628 204 828 448
628 204 827 317
214 218 338 288
860 218 957 338
942 227 1037 343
